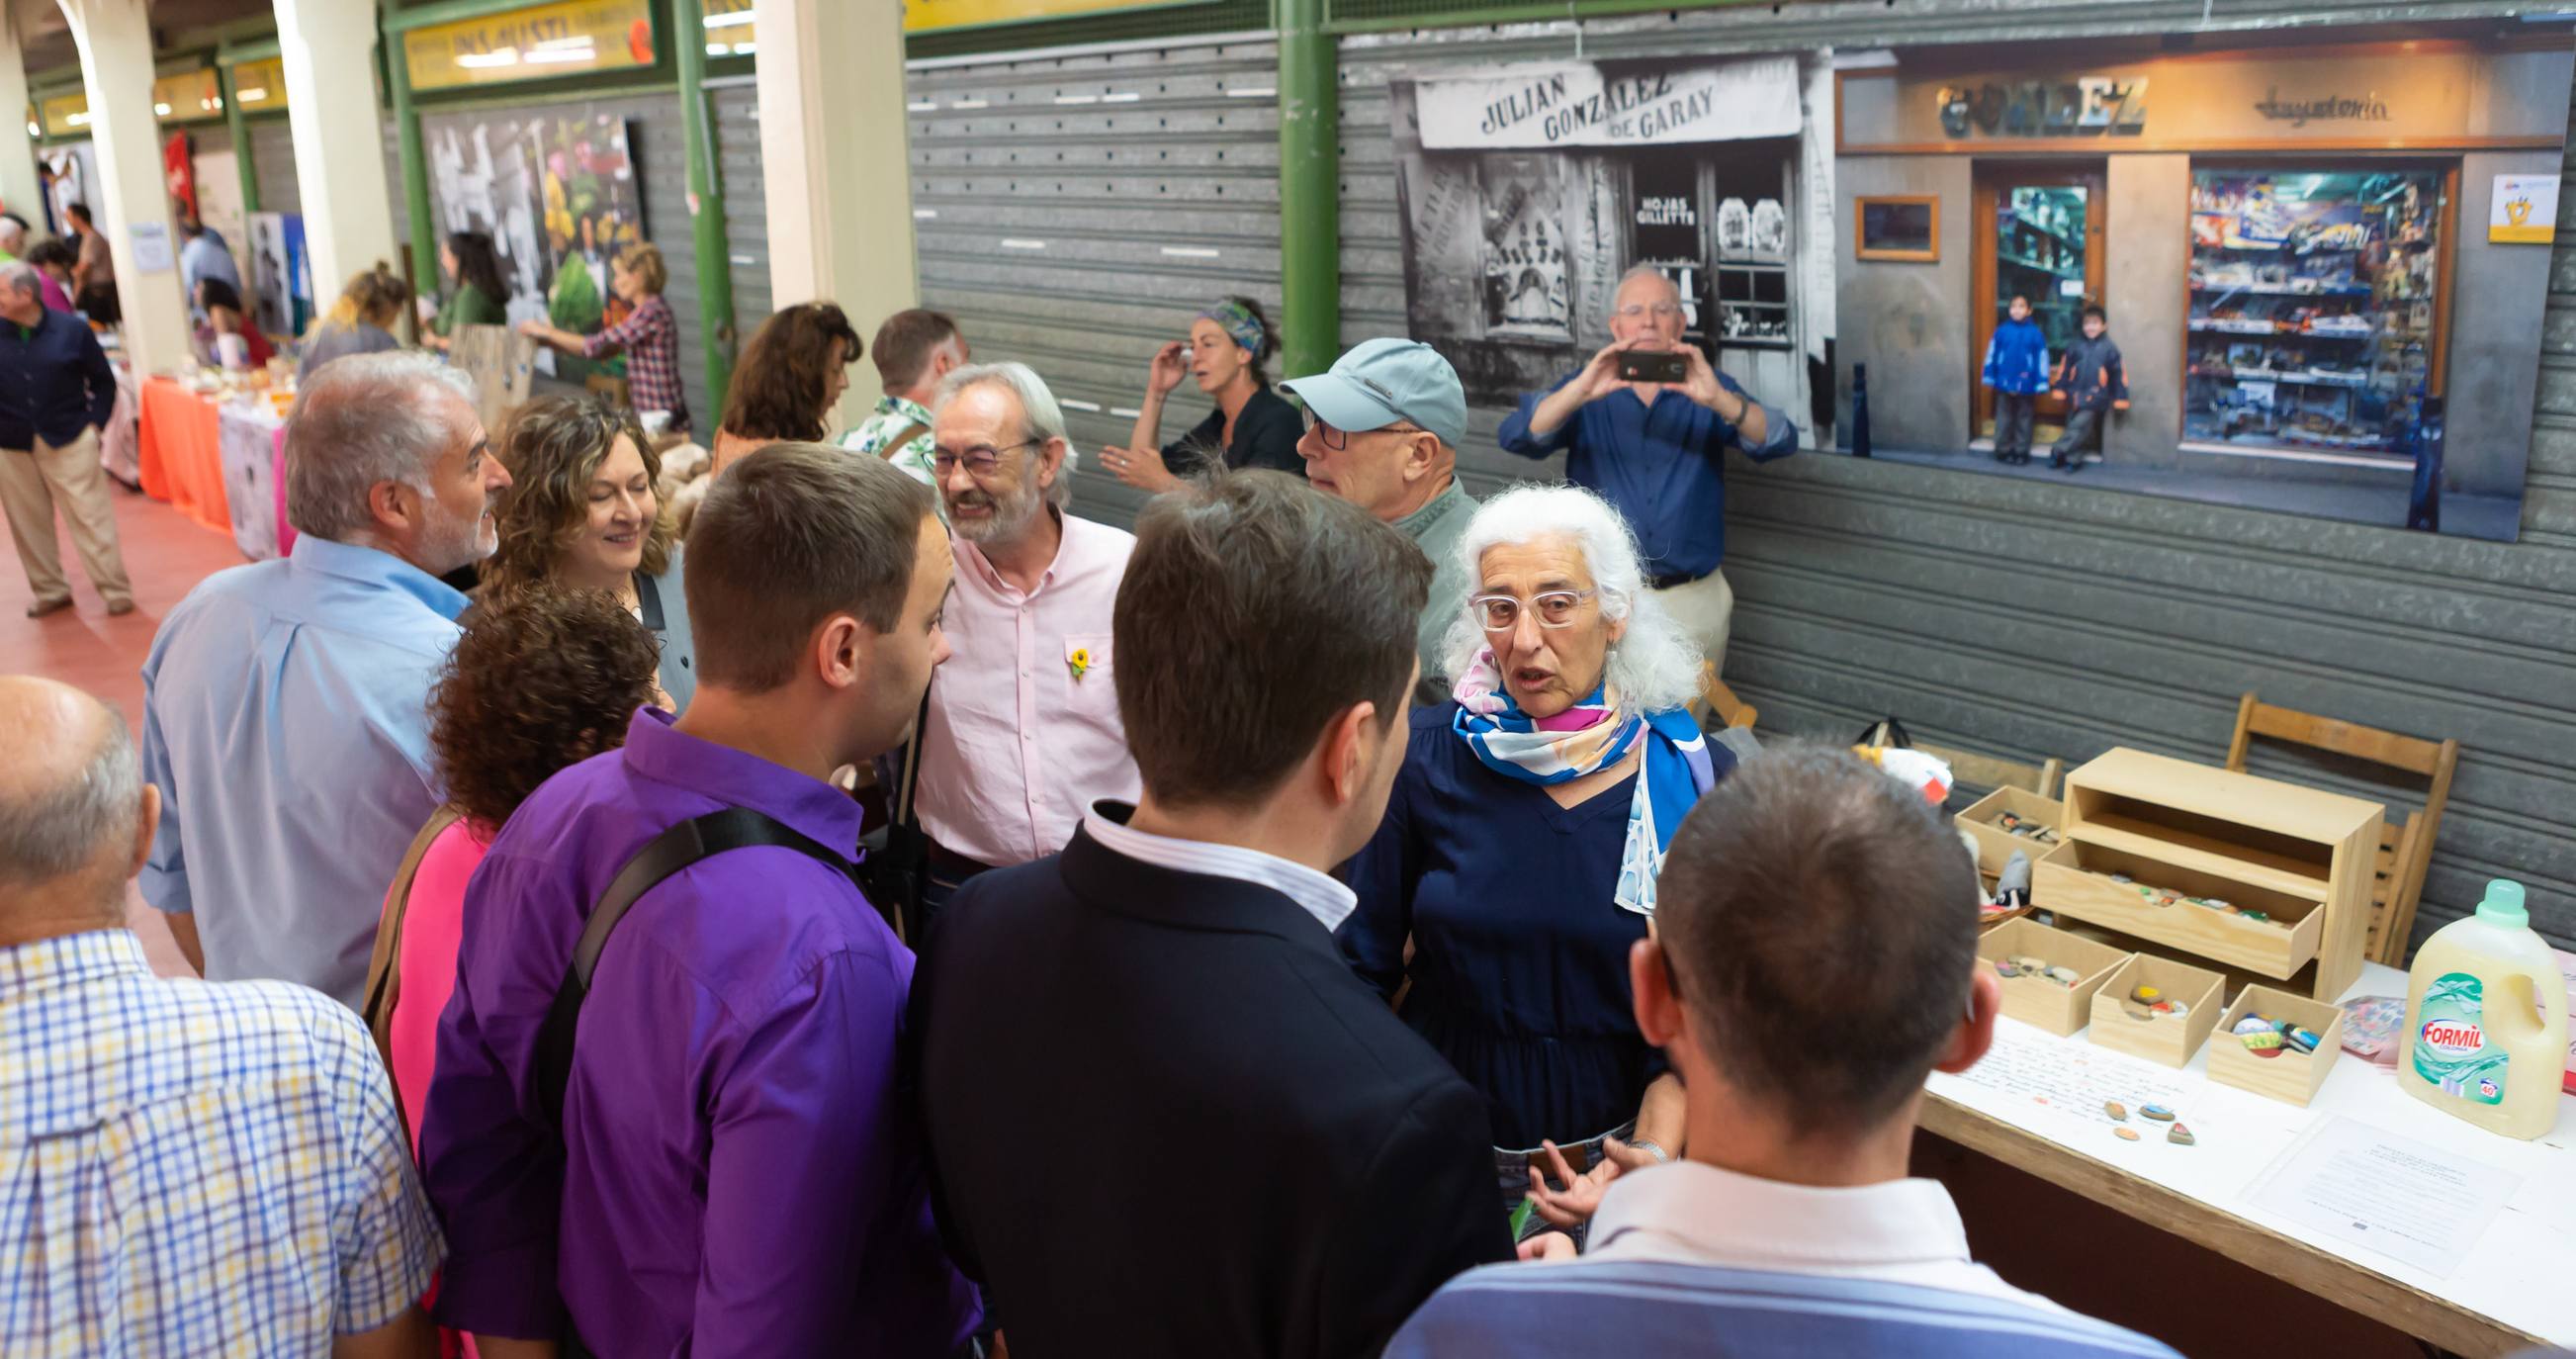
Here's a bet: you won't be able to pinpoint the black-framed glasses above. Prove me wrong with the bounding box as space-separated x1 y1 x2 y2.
1468 589 1598 632
932 439 1041 476
1303 412 1424 452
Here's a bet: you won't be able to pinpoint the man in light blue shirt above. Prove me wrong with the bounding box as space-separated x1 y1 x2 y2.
176 214 241 320
1386 745 2180 1359
140 352 511 1008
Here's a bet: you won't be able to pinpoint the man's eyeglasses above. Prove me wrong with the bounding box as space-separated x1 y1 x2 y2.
1613 303 1684 320
932 439 1041 476
1468 589 1597 632
1304 412 1424 452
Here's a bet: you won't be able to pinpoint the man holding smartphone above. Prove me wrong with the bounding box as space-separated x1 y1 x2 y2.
1497 266 1798 676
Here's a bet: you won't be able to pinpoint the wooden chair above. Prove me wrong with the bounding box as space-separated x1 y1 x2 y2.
2224 691 2460 966
1693 662 1757 731
1916 742 2065 801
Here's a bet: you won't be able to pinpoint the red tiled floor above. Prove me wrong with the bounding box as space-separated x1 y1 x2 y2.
3 481 249 977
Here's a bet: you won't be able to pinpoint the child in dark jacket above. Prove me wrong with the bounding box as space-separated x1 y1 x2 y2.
2049 304 2128 473
1981 295 2049 465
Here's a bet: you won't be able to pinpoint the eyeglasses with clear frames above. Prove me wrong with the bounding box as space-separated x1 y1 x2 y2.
932 439 1041 476
1468 589 1597 632
1613 303 1684 320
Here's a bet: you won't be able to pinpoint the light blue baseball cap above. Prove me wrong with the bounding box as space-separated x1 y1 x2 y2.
1282 337 1466 451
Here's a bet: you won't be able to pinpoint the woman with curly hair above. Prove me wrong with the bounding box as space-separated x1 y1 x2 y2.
484 393 698 710
708 301 863 477
362 586 665 1152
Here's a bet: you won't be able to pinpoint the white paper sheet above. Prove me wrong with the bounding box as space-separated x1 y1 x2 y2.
2247 1115 2524 1277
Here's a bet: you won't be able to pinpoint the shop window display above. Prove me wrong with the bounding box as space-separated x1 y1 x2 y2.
2184 171 2442 453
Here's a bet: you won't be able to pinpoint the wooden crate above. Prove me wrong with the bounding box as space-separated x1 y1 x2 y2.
1957 785 2068 881
2087 953 2225 1068
2208 984 2348 1107
1976 917 2131 1037
2049 749 2384 1002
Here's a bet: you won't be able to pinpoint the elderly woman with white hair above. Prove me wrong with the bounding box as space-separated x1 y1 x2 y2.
1340 482 1730 1239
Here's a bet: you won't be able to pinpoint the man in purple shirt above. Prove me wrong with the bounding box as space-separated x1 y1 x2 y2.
420 443 978 1356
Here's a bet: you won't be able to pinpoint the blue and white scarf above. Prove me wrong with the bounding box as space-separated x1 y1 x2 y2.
1452 647 1719 919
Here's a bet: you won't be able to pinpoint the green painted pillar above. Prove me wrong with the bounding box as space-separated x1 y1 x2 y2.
1276 0 1339 378
384 23 436 342
672 0 735 418
219 64 259 215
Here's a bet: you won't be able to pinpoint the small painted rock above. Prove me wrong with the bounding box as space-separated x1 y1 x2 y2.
2109 873 2135 884
2241 1031 2283 1052
2131 985 2162 1003
2046 965 2081 986
2241 910 2270 924
2121 1000 2156 1022
2113 1127 2141 1141
1995 960 2023 978
2104 1100 2128 1121
2232 1017 2275 1038
2140 1104 2176 1122
2282 1025 2320 1053
2168 1124 2195 1146
2250 1045 2286 1059
2158 999 2187 1018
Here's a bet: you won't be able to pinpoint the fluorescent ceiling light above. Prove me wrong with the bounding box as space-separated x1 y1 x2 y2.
237 87 269 100
704 9 755 27
456 49 521 68
153 102 172 115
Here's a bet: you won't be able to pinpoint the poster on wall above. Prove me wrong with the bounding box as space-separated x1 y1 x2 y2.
426 107 645 374
248 212 312 340
1389 55 1818 425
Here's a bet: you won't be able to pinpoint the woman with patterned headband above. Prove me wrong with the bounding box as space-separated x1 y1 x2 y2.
1102 294 1303 491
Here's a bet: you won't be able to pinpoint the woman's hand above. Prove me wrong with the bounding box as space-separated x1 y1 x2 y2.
1524 1136 1660 1228
1146 340 1189 398
1101 443 1183 495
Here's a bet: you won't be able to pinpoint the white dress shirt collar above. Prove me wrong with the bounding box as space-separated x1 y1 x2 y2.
1590 1159 1975 1272
1081 799 1358 934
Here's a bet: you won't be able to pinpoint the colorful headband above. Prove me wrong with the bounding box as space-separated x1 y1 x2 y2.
1199 299 1266 359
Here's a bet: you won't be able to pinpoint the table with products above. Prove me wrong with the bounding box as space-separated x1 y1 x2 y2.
136 376 295 559
1922 963 2574 1354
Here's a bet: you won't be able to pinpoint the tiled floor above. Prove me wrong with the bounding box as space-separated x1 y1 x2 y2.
3 482 249 977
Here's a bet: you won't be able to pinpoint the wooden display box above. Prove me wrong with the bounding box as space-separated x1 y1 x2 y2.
1957 785 2068 882
2207 984 2347 1107
1976 918 2130 1037
2086 954 2225 1068
2046 749 2383 1001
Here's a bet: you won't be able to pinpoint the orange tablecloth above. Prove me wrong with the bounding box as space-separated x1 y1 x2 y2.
137 378 230 535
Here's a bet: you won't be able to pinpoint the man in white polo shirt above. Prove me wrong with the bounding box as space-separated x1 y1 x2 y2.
914 361 1139 926
1386 743 2181 1359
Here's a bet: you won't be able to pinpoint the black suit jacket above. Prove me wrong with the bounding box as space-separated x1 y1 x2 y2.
911 820 1512 1359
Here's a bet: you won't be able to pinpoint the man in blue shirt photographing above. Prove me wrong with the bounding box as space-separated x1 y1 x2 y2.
1498 266 1798 676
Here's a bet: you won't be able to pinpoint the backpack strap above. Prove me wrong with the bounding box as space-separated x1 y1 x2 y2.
362 805 466 1075
531 806 860 1133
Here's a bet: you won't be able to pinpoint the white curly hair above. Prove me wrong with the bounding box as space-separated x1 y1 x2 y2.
1439 483 1705 712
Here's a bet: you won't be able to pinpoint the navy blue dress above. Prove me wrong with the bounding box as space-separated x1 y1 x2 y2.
1341 702 1725 1150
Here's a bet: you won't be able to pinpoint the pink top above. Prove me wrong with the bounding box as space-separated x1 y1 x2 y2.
916 510 1141 867
391 816 491 1157
38 273 72 315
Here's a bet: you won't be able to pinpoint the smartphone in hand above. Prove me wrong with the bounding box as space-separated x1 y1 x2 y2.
1617 350 1689 385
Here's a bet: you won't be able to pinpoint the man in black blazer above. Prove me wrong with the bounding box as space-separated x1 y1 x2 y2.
911 470 1513 1358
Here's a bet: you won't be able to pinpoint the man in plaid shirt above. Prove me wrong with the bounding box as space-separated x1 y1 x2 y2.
0 676 442 1358
522 242 690 433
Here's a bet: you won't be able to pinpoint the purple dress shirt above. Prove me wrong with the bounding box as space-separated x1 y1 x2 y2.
419 706 978 1356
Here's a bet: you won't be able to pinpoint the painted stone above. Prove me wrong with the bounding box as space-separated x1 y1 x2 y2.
2167 1124 2196 1146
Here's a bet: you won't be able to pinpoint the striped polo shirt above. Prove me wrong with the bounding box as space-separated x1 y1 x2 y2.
1386 1160 2178 1358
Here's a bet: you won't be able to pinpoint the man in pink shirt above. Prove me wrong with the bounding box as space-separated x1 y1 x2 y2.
917 361 1140 921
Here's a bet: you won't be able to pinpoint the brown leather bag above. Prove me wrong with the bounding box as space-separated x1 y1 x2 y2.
359 806 465 1075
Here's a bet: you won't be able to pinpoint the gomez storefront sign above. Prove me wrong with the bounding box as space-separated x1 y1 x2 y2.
1416 56 1801 149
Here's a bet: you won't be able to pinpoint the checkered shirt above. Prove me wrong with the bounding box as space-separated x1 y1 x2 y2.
585 292 687 424
0 931 443 1357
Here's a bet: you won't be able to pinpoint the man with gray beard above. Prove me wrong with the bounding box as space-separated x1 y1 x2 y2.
914 362 1139 924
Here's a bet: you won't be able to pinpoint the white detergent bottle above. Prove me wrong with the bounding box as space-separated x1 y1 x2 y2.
2401 879 2568 1139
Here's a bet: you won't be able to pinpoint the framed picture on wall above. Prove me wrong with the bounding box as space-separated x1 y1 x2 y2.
1856 195 1939 261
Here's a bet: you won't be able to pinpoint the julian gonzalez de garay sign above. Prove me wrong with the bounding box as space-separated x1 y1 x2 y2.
1415 56 1803 150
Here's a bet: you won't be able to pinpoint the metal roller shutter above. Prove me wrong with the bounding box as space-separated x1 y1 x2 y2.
1338 0 2576 951
907 34 1285 526
710 80 769 333
249 118 300 215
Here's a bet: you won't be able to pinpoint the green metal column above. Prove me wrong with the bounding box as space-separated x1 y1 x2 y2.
218 64 259 215
672 0 735 418
384 22 436 341
1276 0 1339 378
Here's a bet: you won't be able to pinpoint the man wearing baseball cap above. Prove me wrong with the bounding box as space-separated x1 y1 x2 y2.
1285 337 1478 688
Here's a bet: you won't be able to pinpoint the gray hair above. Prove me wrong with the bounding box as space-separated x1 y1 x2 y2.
0 698 138 890
0 219 26 252
285 352 477 544
935 360 1080 508
1614 265 1681 308
0 260 40 301
1440 483 1704 711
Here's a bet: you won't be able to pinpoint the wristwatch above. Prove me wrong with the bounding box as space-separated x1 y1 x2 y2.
1625 1137 1672 1165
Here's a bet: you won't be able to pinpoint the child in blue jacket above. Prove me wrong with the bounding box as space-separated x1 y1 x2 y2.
1981 295 2049 465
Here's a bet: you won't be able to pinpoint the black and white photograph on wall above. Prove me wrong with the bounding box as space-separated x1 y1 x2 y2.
1832 31 2574 541
1387 54 1826 432
427 117 551 331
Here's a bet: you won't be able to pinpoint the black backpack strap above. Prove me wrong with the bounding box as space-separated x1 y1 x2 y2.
532 805 858 1133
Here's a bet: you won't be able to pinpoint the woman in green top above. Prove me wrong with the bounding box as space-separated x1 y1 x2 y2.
424 229 511 352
